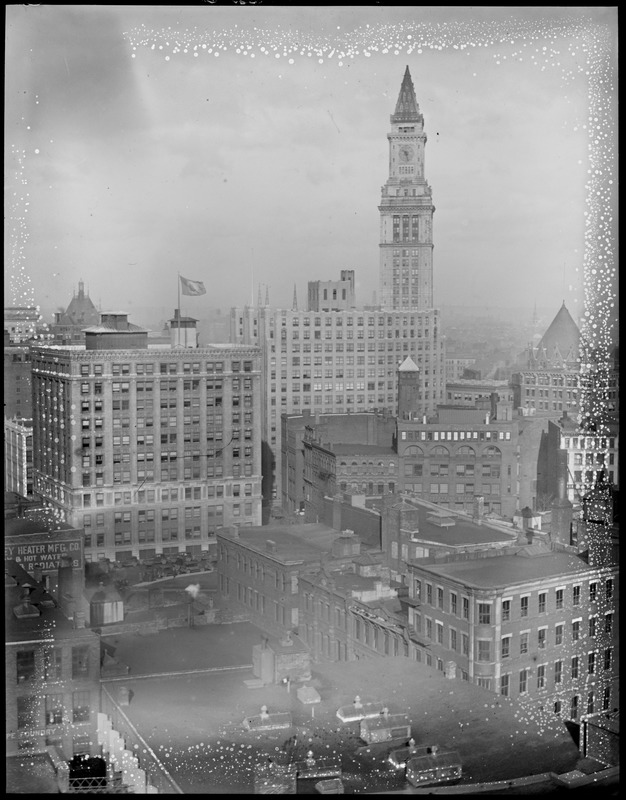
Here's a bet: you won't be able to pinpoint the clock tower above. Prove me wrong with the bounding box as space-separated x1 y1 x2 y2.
379 66 434 311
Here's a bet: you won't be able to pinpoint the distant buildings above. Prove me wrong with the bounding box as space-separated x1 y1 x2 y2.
539 412 619 506
4 306 41 343
4 341 32 419
49 281 101 345
231 67 447 508
30 311 263 562
512 302 581 416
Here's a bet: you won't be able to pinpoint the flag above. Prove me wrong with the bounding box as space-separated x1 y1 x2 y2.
180 276 206 296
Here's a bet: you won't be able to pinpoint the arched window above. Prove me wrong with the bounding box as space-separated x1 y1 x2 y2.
351 462 358 474
431 445 449 457
484 446 502 457
403 445 424 457
456 445 475 457
388 462 395 472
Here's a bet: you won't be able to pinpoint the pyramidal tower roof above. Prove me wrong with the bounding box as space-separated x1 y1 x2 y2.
398 355 420 372
534 302 580 362
391 66 422 124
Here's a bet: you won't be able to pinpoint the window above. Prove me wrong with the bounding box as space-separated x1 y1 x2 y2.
589 617 596 638
450 592 457 616
572 585 581 606
44 648 62 680
461 633 469 656
555 588 564 610
572 620 581 641
555 624 564 646
16 650 36 683
72 691 90 722
437 587 444 609
603 648 612 671
462 596 469 620
520 632 529 655
72 646 90 678
604 612 613 634
477 640 491 662
519 668 529 695
571 656 579 679
17 696 39 729
501 635 511 659
478 603 491 625
436 622 444 645
537 664 546 689
587 652 595 674
589 582 597 602
520 596 529 617
500 673 510 697
538 592 546 614
501 599 511 622
426 584 433 605
450 629 457 651
570 695 579 720
554 660 563 684
538 628 547 649
45 694 64 725
605 578 614 601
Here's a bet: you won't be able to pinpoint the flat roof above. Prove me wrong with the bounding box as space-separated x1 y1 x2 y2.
390 497 516 547
218 523 339 563
416 549 591 590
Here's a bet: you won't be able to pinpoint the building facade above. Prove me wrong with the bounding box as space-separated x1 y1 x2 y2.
6 561 101 760
404 539 618 721
512 302 581 417
396 401 520 520
4 343 32 419
308 270 356 312
216 523 342 637
4 417 34 497
379 66 434 311
30 313 263 562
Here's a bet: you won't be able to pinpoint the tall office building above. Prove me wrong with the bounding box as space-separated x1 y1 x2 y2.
31 312 262 562
379 66 434 311
231 69 446 509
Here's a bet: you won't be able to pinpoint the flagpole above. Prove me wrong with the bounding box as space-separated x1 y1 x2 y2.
177 272 181 322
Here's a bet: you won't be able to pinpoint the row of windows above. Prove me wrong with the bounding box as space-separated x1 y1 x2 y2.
78 360 254 377
414 580 615 620
17 692 91 729
418 613 615 665
16 646 91 683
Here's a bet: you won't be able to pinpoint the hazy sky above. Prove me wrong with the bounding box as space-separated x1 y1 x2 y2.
5 6 617 324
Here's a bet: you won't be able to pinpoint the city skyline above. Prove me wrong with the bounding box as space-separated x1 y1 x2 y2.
5 7 616 321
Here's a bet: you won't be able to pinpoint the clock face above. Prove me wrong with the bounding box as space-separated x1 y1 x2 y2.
399 145 415 163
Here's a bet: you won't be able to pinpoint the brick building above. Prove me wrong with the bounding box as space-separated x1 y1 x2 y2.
404 531 618 720
511 302 581 417
216 522 346 638
4 342 32 419
6 560 101 760
299 551 407 663
30 312 262 562
396 390 520 519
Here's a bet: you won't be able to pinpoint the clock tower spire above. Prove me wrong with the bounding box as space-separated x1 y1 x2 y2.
379 66 434 311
